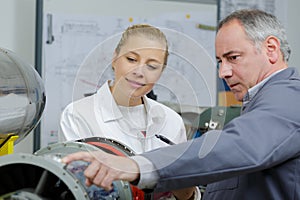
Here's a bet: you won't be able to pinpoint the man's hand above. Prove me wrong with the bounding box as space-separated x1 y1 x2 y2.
62 150 140 191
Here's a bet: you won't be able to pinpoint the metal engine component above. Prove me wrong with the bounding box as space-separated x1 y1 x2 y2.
0 47 46 156
0 138 145 200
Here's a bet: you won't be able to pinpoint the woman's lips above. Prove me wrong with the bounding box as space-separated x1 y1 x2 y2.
126 78 146 88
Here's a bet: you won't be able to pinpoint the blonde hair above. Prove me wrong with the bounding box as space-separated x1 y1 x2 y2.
115 24 169 67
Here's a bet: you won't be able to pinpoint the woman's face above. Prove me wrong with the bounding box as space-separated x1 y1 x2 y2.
112 35 166 99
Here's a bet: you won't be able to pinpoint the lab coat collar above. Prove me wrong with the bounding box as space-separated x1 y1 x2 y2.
142 96 166 136
95 81 122 122
95 81 167 135
113 95 166 137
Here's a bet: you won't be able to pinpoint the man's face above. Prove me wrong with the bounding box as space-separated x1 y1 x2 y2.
215 19 268 101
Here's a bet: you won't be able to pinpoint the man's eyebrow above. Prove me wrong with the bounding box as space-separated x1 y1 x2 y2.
217 50 241 59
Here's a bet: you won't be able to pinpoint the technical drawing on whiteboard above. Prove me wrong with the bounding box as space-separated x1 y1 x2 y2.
219 0 287 25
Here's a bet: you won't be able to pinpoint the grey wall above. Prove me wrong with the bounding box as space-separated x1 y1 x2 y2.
0 0 36 153
286 0 300 69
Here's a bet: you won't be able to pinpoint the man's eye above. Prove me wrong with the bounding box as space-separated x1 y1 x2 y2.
228 55 239 61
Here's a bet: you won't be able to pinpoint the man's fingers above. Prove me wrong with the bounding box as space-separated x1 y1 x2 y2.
85 164 114 191
84 160 101 179
62 151 93 164
85 177 93 187
94 169 114 191
101 174 115 191
61 150 140 192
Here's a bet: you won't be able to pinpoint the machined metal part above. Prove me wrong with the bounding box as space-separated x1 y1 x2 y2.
0 140 137 199
0 153 89 199
0 48 45 144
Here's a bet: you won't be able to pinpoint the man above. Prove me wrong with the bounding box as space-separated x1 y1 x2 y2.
62 9 300 199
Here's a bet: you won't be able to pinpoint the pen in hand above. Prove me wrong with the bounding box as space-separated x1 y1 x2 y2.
155 134 175 145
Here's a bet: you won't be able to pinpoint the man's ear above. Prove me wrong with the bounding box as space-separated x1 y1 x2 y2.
265 36 281 64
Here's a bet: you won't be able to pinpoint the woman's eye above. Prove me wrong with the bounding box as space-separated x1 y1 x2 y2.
127 57 136 62
147 64 156 69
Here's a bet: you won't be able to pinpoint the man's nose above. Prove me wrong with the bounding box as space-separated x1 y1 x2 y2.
218 62 232 79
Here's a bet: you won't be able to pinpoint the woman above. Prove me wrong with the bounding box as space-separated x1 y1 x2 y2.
59 24 200 200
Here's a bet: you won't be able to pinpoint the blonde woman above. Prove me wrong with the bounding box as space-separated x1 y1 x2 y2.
59 24 200 200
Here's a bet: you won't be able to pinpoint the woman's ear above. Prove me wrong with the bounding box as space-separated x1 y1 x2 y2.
265 36 281 64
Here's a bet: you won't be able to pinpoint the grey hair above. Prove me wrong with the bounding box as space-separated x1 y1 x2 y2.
218 9 291 62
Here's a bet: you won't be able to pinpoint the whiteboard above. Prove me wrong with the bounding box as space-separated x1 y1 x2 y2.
218 0 287 27
41 0 218 147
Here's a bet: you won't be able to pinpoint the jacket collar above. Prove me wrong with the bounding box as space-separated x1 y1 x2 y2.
243 68 296 105
242 68 298 113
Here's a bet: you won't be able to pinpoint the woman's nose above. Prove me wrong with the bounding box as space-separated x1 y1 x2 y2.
132 65 144 77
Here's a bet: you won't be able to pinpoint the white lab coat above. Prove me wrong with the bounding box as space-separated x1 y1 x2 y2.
59 81 187 154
